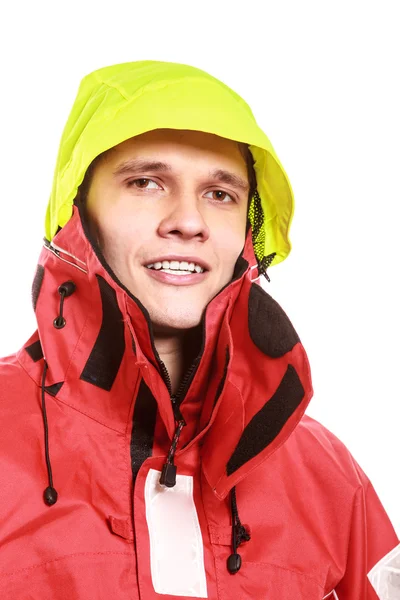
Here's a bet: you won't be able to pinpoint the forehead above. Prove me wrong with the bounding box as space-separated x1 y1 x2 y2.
108 129 247 168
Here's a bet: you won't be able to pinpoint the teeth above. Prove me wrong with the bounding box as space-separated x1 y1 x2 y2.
158 269 193 275
145 260 204 273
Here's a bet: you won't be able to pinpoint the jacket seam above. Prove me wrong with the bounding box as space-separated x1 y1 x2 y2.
123 374 142 522
1 551 134 578
211 378 313 497
16 354 126 433
211 378 245 490
344 483 364 567
241 561 325 590
50 394 126 433
16 353 43 388
200 474 223 600
325 483 363 592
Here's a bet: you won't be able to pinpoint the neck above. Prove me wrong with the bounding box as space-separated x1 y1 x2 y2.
153 326 202 396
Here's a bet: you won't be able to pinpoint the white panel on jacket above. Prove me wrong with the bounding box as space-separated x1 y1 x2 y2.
368 543 400 599
145 468 208 598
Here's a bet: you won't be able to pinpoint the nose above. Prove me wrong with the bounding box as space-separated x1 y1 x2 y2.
157 194 210 242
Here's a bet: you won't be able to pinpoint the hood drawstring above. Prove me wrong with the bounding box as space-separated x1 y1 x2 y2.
227 486 251 574
53 281 76 329
41 280 77 506
41 360 58 506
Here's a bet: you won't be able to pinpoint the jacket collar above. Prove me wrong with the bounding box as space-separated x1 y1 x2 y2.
18 206 313 496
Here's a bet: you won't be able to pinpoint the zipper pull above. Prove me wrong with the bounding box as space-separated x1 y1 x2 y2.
159 460 177 488
170 394 184 422
159 396 186 488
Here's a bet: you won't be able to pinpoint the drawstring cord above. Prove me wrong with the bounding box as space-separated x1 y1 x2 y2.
53 281 76 329
41 360 58 506
227 486 251 574
41 280 76 506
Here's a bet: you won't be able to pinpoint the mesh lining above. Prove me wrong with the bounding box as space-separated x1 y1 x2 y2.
248 190 264 263
248 189 276 278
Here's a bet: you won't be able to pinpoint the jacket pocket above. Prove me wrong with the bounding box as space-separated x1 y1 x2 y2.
209 525 326 600
0 552 136 600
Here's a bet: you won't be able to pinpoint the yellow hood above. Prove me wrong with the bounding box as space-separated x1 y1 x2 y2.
46 60 295 266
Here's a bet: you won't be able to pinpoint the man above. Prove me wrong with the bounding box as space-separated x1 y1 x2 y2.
0 60 398 599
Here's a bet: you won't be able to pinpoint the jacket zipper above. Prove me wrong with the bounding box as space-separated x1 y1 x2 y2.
158 357 200 487
158 356 199 402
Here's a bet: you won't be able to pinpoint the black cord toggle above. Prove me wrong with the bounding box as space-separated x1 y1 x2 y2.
227 486 251 574
44 486 58 506
53 281 76 329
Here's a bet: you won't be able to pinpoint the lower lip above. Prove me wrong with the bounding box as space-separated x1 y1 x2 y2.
144 267 208 286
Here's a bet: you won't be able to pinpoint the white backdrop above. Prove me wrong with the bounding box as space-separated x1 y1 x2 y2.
0 1 398 533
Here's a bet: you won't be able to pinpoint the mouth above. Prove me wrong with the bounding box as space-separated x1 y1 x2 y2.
143 257 209 285
145 259 206 275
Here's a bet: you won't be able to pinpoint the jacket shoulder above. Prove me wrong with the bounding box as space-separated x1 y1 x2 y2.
0 349 38 409
289 413 370 489
0 350 24 380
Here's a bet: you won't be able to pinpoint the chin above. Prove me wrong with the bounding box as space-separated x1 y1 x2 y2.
149 308 204 333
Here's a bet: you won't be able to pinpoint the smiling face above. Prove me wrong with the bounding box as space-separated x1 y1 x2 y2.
84 129 250 334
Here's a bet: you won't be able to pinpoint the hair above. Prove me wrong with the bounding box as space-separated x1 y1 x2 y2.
75 137 257 207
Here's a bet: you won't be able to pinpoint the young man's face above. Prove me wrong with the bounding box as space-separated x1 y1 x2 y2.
85 129 250 334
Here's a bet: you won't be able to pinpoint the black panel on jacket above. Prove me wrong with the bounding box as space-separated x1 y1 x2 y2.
31 265 45 311
44 382 64 397
80 275 125 391
25 339 44 362
227 365 305 475
248 284 300 358
130 379 158 480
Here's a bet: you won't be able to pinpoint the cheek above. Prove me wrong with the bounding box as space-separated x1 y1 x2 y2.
214 220 246 271
101 211 160 269
91 198 148 242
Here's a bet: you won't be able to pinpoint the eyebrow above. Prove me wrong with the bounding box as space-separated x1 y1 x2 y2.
112 158 249 193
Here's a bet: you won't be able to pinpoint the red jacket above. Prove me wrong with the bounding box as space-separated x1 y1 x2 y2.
0 207 398 599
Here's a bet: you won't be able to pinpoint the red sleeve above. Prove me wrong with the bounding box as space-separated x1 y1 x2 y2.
334 478 399 599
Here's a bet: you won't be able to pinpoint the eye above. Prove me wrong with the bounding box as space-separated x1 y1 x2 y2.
205 190 235 203
126 178 161 189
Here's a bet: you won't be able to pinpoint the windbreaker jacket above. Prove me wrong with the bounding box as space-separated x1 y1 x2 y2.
1 61 399 599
